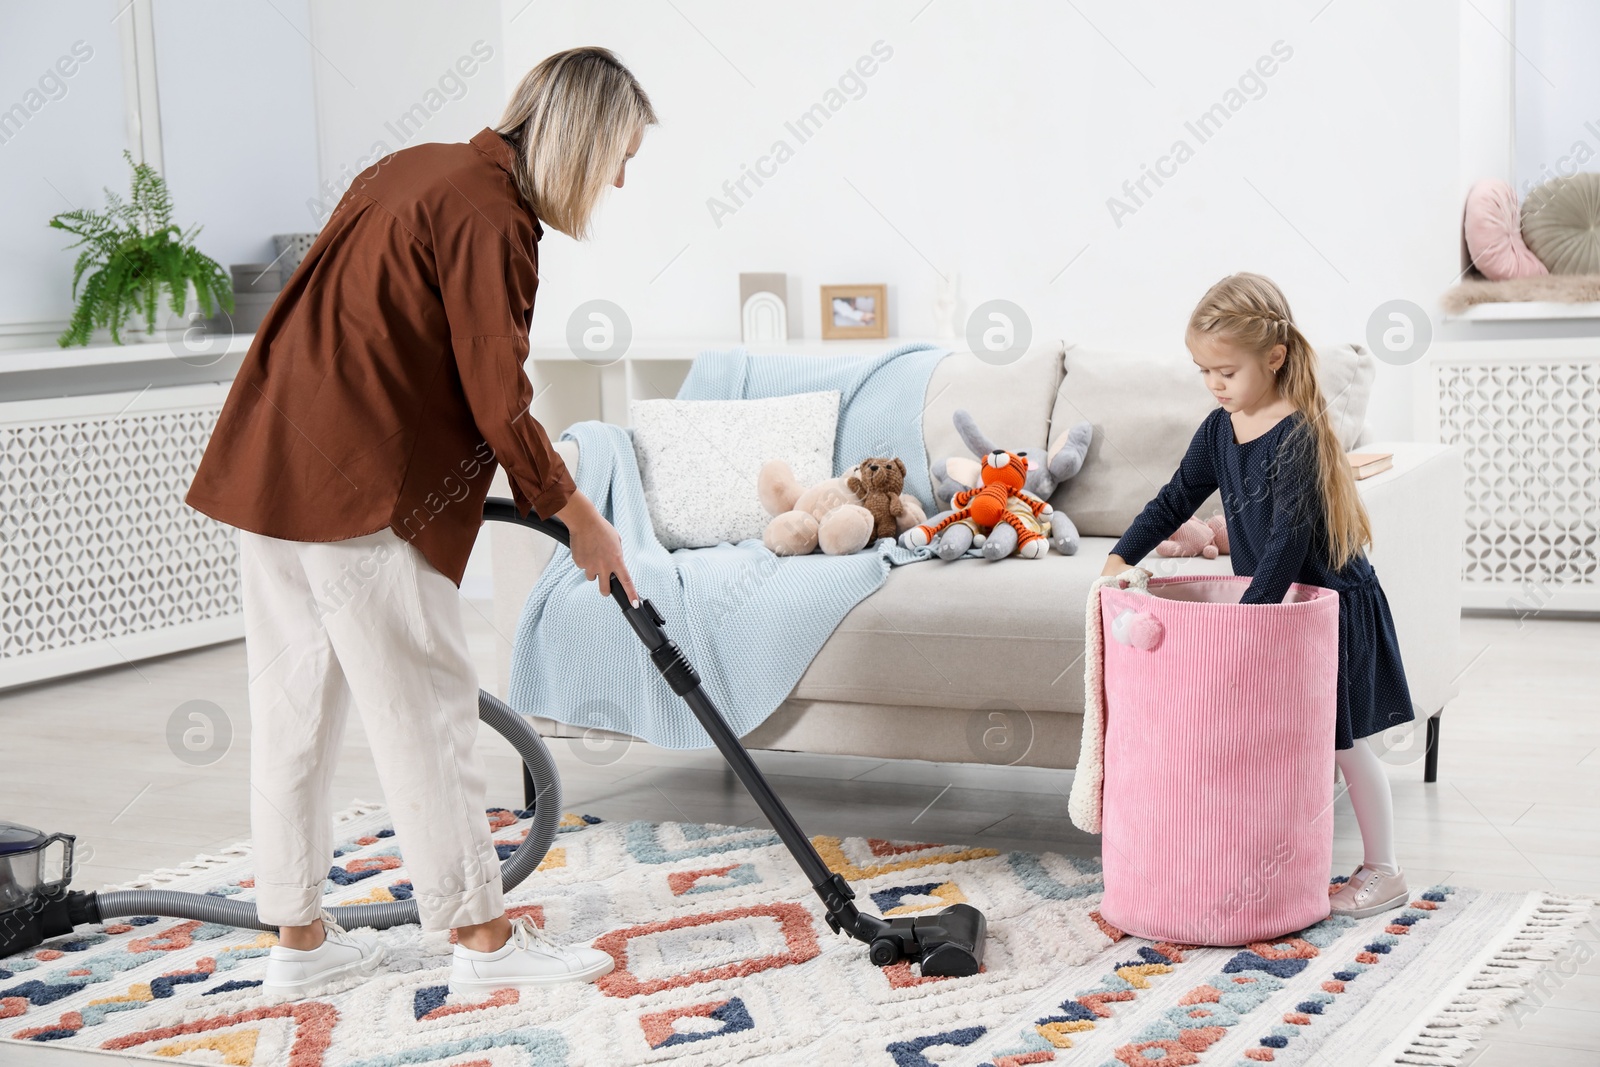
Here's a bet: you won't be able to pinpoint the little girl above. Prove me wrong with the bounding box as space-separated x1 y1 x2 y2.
1102 272 1413 918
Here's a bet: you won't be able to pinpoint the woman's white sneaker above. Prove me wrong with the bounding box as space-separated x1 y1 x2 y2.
263 912 384 995
449 916 614 993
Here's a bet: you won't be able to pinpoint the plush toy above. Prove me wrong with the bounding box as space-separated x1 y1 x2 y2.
929 410 1093 555
760 458 926 556
1206 514 1229 554
1156 514 1230 559
933 409 1094 507
848 457 907 541
902 449 1052 560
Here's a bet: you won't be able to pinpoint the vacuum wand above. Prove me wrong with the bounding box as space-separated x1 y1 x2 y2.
4 500 983 976
484 498 987 977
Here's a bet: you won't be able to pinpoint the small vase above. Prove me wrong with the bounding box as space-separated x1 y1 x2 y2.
133 282 201 344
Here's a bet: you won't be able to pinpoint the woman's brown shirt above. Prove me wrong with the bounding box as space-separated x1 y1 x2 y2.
187 128 574 586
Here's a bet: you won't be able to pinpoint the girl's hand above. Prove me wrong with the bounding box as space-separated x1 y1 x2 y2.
554 492 640 605
1101 553 1151 583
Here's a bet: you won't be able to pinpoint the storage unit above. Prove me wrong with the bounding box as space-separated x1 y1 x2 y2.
1419 338 1600 613
0 380 243 688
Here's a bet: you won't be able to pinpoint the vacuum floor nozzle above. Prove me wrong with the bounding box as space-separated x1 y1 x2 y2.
865 903 987 977
913 903 987 977
7 500 989 981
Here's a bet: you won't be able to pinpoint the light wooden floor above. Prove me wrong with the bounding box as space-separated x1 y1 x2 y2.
1 607 1595 1065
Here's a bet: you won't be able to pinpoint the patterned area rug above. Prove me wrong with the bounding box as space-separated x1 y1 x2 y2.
0 804 1591 1066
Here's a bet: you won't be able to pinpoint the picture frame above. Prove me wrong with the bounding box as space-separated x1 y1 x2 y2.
820 283 888 340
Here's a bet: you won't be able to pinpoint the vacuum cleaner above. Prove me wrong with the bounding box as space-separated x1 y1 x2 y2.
0 498 985 977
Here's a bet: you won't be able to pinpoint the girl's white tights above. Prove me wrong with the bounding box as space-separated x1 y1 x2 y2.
1334 736 1399 875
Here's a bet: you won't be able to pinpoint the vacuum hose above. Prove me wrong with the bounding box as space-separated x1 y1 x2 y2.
86 690 559 932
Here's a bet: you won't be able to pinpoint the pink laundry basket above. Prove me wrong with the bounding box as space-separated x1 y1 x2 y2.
1096 574 1340 946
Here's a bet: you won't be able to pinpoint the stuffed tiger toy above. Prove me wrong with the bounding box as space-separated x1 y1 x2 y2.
902 449 1050 560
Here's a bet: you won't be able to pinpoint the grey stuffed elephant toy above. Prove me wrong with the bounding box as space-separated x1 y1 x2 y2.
910 410 1093 559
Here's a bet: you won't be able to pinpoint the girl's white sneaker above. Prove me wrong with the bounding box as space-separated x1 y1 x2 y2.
449 916 614 993
1329 865 1409 918
263 912 384 995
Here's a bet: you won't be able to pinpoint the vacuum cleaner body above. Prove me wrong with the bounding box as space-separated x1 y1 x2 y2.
0 822 98 958
2 501 987 979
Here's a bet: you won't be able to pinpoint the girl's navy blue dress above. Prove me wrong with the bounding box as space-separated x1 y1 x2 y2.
1112 407 1414 749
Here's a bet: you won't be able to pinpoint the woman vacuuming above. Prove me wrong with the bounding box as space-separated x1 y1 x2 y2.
186 47 652 995
1102 272 1414 919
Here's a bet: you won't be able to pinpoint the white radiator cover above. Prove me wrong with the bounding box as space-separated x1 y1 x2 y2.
0 383 242 688
1418 338 1600 613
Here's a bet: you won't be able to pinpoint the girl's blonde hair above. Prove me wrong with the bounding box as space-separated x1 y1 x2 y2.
1187 272 1371 569
496 47 656 240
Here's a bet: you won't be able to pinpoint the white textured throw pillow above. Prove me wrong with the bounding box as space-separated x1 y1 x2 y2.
631 391 841 550
1312 341 1375 452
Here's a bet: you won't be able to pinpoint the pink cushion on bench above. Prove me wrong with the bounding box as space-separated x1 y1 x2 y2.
1464 178 1547 280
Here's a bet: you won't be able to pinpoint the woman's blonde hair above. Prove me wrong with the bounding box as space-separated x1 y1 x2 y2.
1187 272 1371 569
496 47 656 240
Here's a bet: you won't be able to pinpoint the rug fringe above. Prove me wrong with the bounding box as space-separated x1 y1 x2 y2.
1393 892 1598 1065
100 798 387 892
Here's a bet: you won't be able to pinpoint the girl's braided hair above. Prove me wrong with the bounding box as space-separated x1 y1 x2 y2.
1187 272 1371 569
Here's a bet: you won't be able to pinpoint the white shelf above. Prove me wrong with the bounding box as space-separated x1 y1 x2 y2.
525 337 951 426
0 331 256 374
1446 301 1600 322
525 336 948 362
2 333 936 371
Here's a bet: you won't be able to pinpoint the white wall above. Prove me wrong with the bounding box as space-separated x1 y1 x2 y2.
151 0 321 269
306 0 506 221
492 0 1461 441
0 4 133 344
0 0 320 347
1460 0 1514 215
3 0 1478 445
1512 0 1600 197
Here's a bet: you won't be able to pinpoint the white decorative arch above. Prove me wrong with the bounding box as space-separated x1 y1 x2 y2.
741 291 787 342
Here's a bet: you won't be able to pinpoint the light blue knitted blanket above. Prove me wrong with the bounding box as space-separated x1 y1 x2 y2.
507 343 948 749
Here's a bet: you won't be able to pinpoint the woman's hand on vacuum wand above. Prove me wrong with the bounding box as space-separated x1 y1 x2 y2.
554 492 640 606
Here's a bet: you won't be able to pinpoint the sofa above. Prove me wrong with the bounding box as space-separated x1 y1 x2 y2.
490 341 1464 781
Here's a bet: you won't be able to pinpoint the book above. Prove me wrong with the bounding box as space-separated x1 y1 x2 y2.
1347 452 1393 480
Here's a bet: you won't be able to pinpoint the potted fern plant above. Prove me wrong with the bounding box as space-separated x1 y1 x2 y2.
49 151 234 347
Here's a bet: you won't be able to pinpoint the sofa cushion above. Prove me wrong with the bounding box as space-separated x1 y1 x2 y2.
920 340 1065 477
1047 342 1373 538
791 537 1232 714
1046 348 1220 538
631 390 839 550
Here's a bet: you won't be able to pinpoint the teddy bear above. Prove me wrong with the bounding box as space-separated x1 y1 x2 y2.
1156 514 1230 559
847 457 907 541
930 409 1092 555
902 449 1052 560
759 458 926 556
